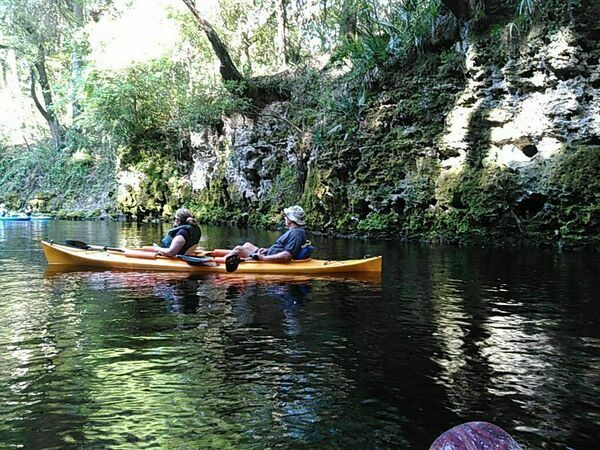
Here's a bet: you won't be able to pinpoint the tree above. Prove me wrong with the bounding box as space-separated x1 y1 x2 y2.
181 0 244 83
181 0 289 104
70 0 84 120
0 0 70 146
29 40 62 147
0 0 112 147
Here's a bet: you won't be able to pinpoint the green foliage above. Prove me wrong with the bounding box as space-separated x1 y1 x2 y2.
0 143 115 213
547 147 600 246
356 211 399 232
81 58 247 165
331 34 390 74
0 0 72 58
217 0 285 75
431 167 521 242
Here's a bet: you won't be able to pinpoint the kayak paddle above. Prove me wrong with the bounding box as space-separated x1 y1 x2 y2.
65 240 124 252
65 239 237 270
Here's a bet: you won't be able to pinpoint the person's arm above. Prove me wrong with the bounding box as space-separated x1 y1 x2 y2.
154 235 186 257
254 250 292 262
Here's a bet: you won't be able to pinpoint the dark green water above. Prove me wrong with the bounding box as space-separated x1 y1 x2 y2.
0 220 598 449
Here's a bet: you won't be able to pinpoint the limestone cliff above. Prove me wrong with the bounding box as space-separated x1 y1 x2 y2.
117 2 599 247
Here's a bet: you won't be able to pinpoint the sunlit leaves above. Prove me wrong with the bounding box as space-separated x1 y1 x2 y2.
81 57 248 162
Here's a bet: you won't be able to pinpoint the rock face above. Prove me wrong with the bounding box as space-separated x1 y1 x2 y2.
119 2 599 247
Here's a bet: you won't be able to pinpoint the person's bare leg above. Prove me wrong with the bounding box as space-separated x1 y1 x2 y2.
224 243 259 272
227 242 258 259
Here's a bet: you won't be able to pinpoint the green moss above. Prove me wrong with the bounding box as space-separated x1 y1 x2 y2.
266 164 302 211
301 167 335 229
356 212 399 233
431 166 521 243
547 146 600 246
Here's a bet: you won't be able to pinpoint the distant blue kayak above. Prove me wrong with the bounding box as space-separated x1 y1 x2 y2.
0 216 31 222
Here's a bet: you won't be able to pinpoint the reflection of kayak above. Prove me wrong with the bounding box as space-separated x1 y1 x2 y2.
31 215 53 220
41 240 382 275
45 266 381 284
44 268 381 284
0 216 31 221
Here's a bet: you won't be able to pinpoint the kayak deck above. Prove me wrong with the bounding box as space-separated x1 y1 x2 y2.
41 240 382 275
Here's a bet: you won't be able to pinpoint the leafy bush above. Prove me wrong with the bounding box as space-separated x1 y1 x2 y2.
357 211 399 232
81 58 248 165
0 143 115 212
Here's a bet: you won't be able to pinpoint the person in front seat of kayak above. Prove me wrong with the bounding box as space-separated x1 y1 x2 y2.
153 208 201 257
0 203 8 217
226 205 308 263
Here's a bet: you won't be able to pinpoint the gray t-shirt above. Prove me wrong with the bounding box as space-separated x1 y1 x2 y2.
267 227 308 259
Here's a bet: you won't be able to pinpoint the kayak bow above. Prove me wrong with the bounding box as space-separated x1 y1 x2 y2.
40 240 382 275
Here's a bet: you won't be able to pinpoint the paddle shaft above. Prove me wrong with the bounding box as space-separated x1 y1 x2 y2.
65 239 220 267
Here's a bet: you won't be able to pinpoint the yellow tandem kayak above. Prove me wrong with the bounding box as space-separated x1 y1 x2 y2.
40 240 382 275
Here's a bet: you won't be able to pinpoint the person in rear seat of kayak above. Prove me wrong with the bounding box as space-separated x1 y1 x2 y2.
153 208 201 257
225 205 308 263
0 203 8 217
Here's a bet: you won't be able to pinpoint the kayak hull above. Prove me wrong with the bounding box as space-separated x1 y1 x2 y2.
41 240 382 275
0 216 31 221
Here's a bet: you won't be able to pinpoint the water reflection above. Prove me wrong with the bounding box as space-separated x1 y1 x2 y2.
1 222 599 448
36 268 384 447
417 247 600 448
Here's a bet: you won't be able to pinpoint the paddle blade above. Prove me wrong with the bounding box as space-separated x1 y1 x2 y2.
65 240 124 253
225 254 241 272
65 240 90 249
178 255 217 267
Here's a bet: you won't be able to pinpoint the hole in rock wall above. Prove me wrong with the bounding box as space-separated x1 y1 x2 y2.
516 193 547 216
521 144 538 158
353 198 371 216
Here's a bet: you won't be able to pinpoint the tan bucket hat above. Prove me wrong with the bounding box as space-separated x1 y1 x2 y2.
284 205 306 226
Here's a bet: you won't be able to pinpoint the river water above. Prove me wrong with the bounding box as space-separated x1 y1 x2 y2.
0 220 598 449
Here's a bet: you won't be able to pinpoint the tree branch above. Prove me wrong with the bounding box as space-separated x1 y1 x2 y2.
181 0 244 82
30 68 51 123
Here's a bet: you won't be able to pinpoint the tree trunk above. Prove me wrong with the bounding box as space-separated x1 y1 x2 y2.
30 45 62 148
181 0 289 105
181 0 244 83
71 0 84 120
276 0 288 65
340 0 358 40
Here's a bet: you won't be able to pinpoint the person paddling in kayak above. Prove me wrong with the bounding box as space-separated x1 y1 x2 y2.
226 205 308 263
153 208 201 257
0 203 8 217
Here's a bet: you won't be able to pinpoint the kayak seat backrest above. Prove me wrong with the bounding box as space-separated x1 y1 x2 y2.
295 241 314 260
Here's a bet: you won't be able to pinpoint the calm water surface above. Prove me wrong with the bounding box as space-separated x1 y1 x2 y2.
0 220 598 449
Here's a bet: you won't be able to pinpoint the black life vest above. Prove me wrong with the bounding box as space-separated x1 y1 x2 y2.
161 224 201 255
